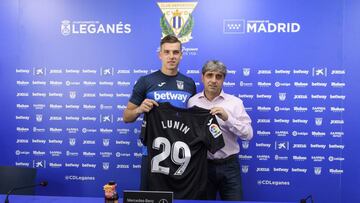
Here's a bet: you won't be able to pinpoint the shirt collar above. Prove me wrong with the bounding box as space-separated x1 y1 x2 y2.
198 89 226 101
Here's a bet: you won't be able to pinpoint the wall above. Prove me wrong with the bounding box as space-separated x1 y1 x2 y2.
0 0 359 202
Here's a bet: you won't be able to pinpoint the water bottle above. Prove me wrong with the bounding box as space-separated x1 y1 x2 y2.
103 181 119 203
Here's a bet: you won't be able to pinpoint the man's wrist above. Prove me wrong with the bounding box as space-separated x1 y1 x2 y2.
135 107 141 115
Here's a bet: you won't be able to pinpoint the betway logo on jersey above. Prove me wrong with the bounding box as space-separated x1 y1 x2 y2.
153 91 188 102
149 91 191 107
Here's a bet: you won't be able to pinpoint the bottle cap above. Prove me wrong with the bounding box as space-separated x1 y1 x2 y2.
108 181 116 185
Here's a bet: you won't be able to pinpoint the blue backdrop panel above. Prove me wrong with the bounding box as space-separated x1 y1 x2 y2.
0 0 359 203
342 0 360 202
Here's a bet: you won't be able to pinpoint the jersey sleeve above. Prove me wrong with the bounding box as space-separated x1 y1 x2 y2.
129 76 146 106
205 116 225 153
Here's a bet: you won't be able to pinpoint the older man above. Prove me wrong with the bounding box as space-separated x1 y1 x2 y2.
188 60 253 200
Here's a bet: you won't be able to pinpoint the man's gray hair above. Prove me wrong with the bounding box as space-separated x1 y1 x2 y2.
202 60 227 78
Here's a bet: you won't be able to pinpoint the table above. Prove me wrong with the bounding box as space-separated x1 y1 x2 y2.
0 195 297 203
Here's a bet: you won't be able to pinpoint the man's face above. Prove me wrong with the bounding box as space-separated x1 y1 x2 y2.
159 42 182 72
202 70 225 96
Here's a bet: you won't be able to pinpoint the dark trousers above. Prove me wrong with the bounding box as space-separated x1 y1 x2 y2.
140 155 148 190
207 154 243 201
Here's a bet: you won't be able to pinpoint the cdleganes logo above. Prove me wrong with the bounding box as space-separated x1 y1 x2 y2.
158 2 197 43
223 19 300 34
61 20 131 36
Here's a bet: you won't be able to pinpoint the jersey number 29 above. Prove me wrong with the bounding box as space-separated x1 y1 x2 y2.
151 137 191 176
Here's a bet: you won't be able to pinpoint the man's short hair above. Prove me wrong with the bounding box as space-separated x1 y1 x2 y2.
160 35 182 50
202 60 227 78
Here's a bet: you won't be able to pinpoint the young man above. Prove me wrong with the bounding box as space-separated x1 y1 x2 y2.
188 60 253 200
123 35 196 190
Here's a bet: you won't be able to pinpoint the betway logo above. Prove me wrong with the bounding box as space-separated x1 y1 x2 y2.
154 92 188 103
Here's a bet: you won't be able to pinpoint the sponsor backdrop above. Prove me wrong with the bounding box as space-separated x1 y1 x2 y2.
0 0 359 202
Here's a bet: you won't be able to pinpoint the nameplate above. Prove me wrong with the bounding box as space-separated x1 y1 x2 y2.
123 190 173 203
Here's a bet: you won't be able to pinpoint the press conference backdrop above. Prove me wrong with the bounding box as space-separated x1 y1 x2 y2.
1 0 359 202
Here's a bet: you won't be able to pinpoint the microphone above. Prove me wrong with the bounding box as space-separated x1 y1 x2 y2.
300 195 314 203
4 181 48 203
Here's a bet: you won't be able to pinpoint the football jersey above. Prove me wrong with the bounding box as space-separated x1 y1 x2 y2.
129 70 197 156
140 102 224 199
129 70 196 108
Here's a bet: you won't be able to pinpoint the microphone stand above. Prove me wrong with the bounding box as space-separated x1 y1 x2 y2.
4 181 48 203
300 195 314 203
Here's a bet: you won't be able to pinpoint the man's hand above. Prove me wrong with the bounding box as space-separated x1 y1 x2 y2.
210 107 228 121
136 99 159 114
123 100 159 123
